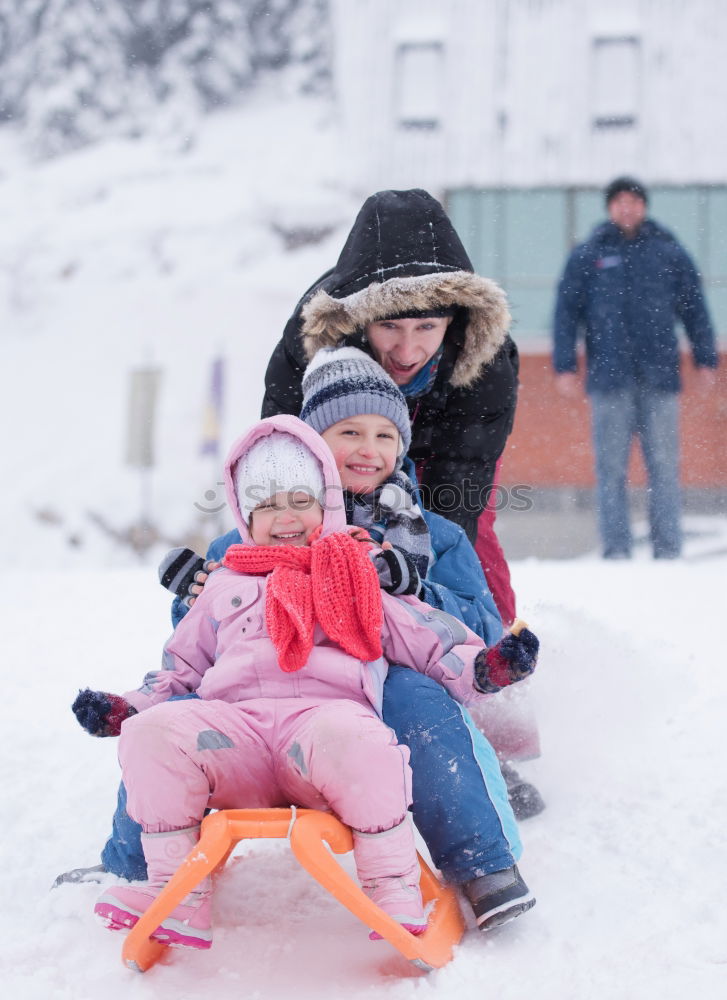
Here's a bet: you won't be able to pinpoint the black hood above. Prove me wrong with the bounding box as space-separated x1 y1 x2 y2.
299 189 511 389
320 188 474 296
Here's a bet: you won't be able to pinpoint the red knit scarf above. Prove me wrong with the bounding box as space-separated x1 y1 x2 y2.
223 531 383 673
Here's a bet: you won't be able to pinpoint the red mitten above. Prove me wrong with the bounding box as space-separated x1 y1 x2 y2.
474 619 539 694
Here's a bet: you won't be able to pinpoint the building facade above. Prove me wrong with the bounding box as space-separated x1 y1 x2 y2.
331 0 726 488
332 0 727 194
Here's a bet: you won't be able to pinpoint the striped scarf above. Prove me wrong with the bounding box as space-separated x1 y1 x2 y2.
344 471 431 582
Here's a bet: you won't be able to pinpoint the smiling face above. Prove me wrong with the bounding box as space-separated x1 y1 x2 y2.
365 316 451 385
320 414 399 494
249 491 323 546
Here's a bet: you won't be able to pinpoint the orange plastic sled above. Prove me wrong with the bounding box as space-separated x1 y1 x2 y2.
121 808 465 973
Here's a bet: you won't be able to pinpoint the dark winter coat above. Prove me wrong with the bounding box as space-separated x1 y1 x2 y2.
262 189 519 542
553 219 718 393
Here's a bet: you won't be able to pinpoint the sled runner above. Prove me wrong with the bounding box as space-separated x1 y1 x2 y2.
122 807 465 973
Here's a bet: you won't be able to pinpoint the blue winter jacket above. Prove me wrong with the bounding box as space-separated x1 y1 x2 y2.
553 219 718 392
172 467 503 645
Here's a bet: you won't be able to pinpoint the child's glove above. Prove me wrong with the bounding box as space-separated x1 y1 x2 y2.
158 547 219 607
370 546 422 597
72 688 137 737
474 620 539 694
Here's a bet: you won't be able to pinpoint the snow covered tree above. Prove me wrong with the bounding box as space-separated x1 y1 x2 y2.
0 0 331 156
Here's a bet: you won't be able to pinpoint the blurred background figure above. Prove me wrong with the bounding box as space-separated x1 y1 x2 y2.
552 177 718 559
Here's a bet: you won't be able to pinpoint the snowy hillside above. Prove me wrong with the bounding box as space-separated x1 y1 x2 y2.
1 96 360 570
0 0 331 157
3 554 725 998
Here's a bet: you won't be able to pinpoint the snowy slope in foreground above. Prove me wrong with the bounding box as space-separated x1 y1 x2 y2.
2 555 725 1000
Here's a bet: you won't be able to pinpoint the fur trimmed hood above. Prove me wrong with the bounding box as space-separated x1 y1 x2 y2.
296 190 511 389
301 269 510 389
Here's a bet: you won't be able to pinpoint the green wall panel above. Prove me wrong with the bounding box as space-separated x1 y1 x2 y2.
447 185 727 340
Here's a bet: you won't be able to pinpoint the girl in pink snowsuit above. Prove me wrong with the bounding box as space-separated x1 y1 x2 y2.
94 415 491 949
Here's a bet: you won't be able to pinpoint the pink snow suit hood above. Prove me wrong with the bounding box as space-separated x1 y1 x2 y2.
222 414 346 543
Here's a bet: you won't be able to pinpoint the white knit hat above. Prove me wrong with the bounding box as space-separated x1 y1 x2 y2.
235 431 324 522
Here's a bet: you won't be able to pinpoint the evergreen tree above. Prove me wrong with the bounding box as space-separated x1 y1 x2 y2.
0 0 331 156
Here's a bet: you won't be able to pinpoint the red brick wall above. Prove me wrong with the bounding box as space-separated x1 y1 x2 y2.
499 352 727 487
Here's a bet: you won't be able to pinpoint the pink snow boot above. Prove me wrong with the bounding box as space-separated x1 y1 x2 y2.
94 826 212 950
353 817 427 939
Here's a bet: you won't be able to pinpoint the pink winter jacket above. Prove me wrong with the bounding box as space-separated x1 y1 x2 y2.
124 416 488 719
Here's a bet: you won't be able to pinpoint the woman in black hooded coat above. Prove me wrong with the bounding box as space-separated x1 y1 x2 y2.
262 188 520 623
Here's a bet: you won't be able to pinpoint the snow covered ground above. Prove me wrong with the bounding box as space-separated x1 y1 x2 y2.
2 551 725 999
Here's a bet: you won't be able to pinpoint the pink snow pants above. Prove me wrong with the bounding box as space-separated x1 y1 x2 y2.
119 697 413 836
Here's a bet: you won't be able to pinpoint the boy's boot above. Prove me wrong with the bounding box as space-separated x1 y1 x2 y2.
94 826 212 950
500 761 546 820
463 864 535 930
353 817 427 939
52 863 107 889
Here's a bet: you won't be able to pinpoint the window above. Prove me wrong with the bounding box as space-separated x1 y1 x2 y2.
446 185 727 339
395 42 444 130
592 36 640 129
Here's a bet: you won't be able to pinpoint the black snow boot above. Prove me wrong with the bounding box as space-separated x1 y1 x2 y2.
500 762 546 820
463 865 536 930
51 863 107 889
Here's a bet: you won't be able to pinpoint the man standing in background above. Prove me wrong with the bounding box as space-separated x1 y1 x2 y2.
552 176 718 559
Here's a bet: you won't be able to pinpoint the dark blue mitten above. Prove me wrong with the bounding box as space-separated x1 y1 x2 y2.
72 688 137 737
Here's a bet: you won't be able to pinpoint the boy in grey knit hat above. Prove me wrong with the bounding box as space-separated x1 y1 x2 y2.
300 346 429 597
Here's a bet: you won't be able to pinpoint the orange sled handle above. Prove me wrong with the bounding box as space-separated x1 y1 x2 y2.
122 808 465 973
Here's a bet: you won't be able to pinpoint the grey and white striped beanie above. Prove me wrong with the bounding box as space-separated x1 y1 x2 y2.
300 347 411 454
